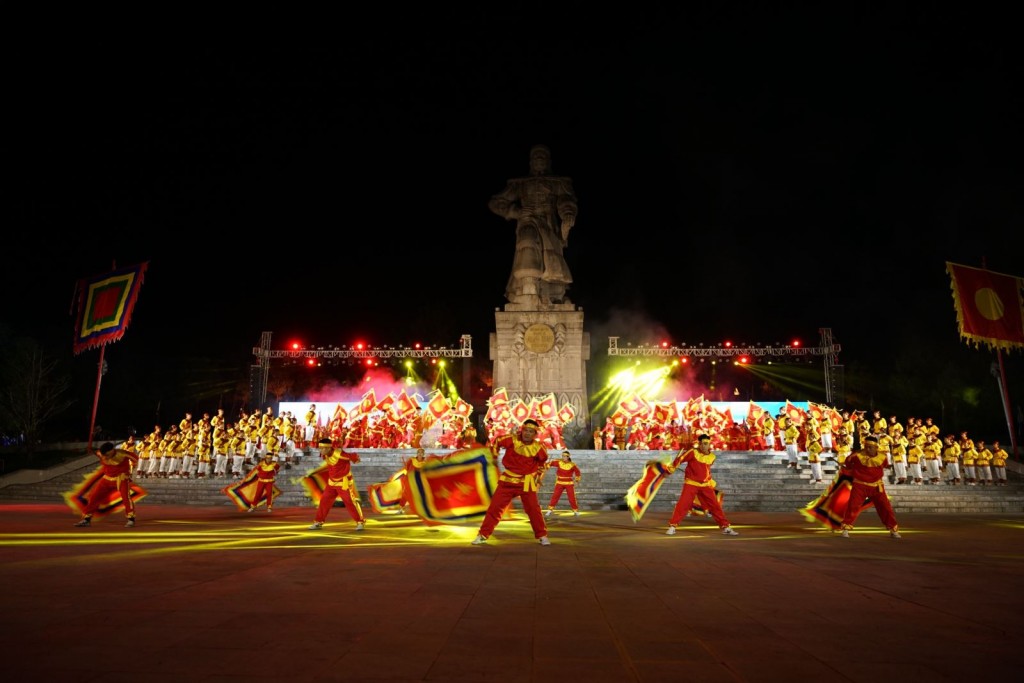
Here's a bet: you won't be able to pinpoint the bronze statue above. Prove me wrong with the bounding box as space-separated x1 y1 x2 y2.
489 145 578 305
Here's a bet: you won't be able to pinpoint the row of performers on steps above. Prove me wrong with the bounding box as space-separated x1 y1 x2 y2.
599 418 846 452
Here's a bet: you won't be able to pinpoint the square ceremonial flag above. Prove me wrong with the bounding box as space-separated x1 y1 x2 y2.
785 400 804 425
486 402 509 423
403 447 498 523
296 464 331 507
747 401 764 425
454 398 473 419
72 262 149 355
357 389 377 416
510 399 531 424
946 262 1024 352
619 394 650 419
489 387 510 407
63 467 147 516
534 393 558 422
426 391 452 420
375 393 396 414
683 395 703 423
800 472 875 530
624 460 672 522
557 402 576 424
611 410 630 427
393 390 418 418
367 471 407 513
222 468 282 511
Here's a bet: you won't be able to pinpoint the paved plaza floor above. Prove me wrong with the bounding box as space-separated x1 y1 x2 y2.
1 503 1021 682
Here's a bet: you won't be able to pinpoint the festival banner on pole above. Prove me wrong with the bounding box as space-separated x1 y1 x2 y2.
72 262 149 355
946 262 1024 352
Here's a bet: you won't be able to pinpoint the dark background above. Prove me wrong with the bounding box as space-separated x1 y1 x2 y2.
5 6 1021 443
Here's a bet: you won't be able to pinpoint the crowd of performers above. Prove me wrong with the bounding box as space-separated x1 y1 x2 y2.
112 383 590 484
100 394 1011 493
120 401 490 482
597 403 1011 486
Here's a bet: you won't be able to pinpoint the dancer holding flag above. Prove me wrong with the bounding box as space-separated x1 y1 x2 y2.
307 433 365 531
664 434 740 537
472 419 551 546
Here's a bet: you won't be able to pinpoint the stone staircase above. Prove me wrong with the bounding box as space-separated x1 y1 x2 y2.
2 449 1022 514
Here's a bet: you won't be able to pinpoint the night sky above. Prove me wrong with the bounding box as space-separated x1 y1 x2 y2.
6 7 1022 439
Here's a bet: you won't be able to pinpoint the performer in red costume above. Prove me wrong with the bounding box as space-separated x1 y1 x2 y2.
74 442 140 528
544 451 582 517
308 433 365 531
839 435 902 539
472 419 550 545
665 434 740 537
247 451 280 512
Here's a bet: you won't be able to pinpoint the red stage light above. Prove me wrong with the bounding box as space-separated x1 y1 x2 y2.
290 341 302 350
724 340 733 348
354 341 366 351
660 340 670 348
680 357 690 364
306 358 316 367
791 339 801 348
739 356 750 364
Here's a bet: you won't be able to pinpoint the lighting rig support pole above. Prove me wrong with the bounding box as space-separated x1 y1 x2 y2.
257 331 272 409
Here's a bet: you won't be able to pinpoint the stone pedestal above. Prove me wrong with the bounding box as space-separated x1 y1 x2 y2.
489 302 590 430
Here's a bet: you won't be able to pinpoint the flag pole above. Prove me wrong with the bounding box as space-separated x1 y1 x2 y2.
994 349 1019 458
85 260 116 452
86 343 105 453
976 257 1020 459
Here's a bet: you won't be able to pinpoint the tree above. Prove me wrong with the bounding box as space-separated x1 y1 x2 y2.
0 337 74 455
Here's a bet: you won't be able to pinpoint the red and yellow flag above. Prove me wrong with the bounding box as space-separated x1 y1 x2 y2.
356 389 377 417
367 469 407 513
619 394 651 419
946 262 1024 352
533 393 558 422
63 467 148 516
426 391 451 420
393 390 418 418
747 401 764 424
510 399 531 424
785 400 804 425
454 398 473 419
375 393 396 415
624 460 672 522
683 395 704 423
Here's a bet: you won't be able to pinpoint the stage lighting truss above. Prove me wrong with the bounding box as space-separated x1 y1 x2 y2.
253 334 473 364
607 330 840 363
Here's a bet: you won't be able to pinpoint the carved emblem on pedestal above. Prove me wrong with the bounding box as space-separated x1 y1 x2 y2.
523 323 555 354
